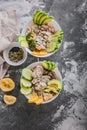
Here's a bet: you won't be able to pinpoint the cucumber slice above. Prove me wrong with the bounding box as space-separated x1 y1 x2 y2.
20 87 32 95
22 68 32 80
18 35 28 48
20 40 28 48
20 78 32 87
18 36 26 43
47 41 56 52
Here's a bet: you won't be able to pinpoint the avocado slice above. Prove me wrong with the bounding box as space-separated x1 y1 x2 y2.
47 61 53 70
36 12 43 24
39 15 49 25
48 79 62 90
51 62 56 69
47 61 56 70
43 61 56 70
42 61 48 69
33 10 41 24
36 12 48 25
42 16 54 24
44 86 58 94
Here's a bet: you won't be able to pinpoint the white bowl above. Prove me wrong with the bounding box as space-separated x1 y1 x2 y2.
3 42 27 66
24 61 62 104
21 18 62 58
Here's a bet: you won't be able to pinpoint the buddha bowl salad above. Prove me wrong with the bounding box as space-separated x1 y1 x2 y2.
20 61 62 105
18 10 64 56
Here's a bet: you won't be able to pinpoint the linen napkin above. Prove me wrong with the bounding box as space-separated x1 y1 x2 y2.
0 10 19 79
0 55 9 79
0 10 19 52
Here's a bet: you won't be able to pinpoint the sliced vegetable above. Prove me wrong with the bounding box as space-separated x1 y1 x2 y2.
18 35 28 48
39 14 48 25
44 86 58 94
42 61 56 70
47 40 56 52
42 16 54 25
36 12 47 24
33 10 54 25
48 79 62 90
22 68 32 80
20 78 32 87
18 36 26 43
51 62 56 69
20 41 29 48
20 87 32 95
47 30 64 52
42 61 48 69
33 10 41 24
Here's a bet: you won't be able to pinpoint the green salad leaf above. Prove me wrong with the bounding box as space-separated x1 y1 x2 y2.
28 40 36 51
52 30 64 50
47 30 64 52
26 33 36 51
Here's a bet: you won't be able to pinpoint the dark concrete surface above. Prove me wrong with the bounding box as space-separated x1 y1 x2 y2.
0 0 87 130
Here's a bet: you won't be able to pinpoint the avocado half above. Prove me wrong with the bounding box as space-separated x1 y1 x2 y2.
33 10 54 25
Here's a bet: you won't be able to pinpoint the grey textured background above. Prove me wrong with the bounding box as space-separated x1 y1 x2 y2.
0 0 87 130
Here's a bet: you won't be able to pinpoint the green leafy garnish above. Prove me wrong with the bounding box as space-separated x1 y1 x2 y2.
47 30 64 52
53 30 64 50
26 33 36 51
28 40 36 51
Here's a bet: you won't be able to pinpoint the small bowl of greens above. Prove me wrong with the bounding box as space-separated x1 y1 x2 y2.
18 10 64 57
20 61 63 105
3 42 27 66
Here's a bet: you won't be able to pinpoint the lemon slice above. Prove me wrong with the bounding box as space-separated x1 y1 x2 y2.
4 95 16 105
